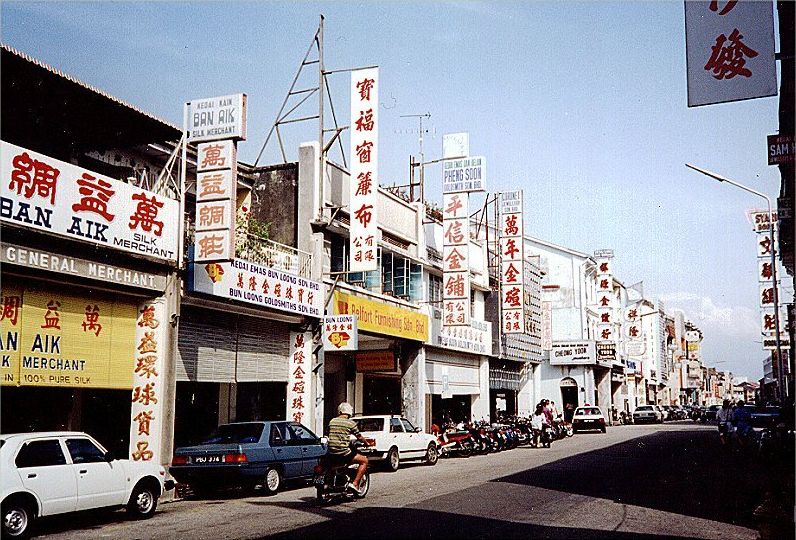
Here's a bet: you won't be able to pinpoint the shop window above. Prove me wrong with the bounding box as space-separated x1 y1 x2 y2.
409 263 423 301
429 274 442 305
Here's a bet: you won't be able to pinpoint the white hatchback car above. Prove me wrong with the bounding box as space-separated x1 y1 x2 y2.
352 415 440 471
1 432 171 539
571 407 607 433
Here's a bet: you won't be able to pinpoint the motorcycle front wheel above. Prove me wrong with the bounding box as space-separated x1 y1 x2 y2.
353 472 370 498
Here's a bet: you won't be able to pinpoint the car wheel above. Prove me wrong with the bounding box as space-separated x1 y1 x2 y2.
262 467 282 495
601 426 607 433
386 447 400 472
425 443 439 466
3 498 34 539
315 486 325 503
127 481 158 519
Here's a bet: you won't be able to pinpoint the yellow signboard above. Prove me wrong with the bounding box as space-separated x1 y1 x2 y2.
333 291 428 342
1 279 137 389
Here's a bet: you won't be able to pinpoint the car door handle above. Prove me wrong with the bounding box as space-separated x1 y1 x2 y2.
79 469 88 474
27 473 37 479
302 448 308 452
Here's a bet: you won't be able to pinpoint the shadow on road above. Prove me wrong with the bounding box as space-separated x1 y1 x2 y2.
494 425 791 530
257 502 705 540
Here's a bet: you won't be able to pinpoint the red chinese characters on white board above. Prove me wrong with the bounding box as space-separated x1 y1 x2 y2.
499 191 523 334
442 193 470 326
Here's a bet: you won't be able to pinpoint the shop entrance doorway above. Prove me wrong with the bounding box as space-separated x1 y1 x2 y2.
560 378 579 422
363 376 401 415
430 394 472 428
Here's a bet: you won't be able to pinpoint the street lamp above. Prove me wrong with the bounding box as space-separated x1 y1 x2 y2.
685 164 786 400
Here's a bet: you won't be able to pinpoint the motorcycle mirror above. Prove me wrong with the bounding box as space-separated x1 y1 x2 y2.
320 436 329 445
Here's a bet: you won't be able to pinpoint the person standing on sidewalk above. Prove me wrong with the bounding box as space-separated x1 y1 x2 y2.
716 399 734 446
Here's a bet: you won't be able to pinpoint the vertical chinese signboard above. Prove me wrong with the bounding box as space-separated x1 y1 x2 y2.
684 0 776 107
186 94 247 263
349 68 379 272
287 331 312 425
130 299 167 463
750 211 787 347
442 192 470 326
595 257 615 342
500 190 524 334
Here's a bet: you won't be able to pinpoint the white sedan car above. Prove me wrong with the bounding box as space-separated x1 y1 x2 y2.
633 405 664 424
352 415 440 471
1 432 171 539
571 407 607 433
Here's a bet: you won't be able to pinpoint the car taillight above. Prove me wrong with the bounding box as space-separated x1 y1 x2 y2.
223 453 247 463
364 438 376 446
171 455 188 466
313 464 324 474
598 418 605 424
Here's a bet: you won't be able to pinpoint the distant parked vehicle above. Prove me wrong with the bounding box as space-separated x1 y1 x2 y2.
572 407 607 433
660 405 673 421
701 405 721 423
633 405 663 424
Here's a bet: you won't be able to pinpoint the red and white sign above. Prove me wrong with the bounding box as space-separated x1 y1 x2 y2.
623 304 642 342
500 190 524 334
758 259 774 282
685 0 777 107
1 141 179 263
756 231 777 257
287 331 312 425
748 209 778 233
442 192 470 326
349 68 379 272
541 301 552 350
595 257 615 343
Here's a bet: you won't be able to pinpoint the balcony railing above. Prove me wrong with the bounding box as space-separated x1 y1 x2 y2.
237 234 312 278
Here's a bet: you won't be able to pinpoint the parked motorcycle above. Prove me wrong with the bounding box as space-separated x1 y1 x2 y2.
437 425 474 457
313 442 371 503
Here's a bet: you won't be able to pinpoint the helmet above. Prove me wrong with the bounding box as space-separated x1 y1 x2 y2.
338 402 354 415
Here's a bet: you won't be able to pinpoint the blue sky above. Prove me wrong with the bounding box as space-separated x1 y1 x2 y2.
2 1 788 379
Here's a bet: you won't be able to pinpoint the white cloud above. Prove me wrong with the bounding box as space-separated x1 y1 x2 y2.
659 292 759 338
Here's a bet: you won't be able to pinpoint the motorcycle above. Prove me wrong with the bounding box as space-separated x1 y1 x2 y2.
313 441 371 503
437 425 474 457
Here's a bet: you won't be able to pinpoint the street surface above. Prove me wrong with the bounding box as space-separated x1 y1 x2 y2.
33 423 783 540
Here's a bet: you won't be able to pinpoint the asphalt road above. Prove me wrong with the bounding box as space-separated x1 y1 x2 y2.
32 422 790 540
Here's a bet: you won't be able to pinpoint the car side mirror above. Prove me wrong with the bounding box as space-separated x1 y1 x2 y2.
415 427 422 433
104 451 115 462
320 436 329 445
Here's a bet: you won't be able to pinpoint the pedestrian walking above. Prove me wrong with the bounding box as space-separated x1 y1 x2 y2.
716 399 733 446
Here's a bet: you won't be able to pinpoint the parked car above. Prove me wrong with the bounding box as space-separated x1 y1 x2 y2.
170 421 326 496
633 405 663 424
2 431 170 539
702 404 721 423
743 405 782 430
571 407 607 433
352 415 439 471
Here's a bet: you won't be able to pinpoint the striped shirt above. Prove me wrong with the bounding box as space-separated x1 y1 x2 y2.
327 416 360 455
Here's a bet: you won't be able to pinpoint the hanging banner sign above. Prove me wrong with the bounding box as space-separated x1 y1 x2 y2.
500 190 524 334
323 315 359 351
442 192 470 326
287 331 312 424
0 141 179 263
349 67 379 272
186 94 247 142
442 156 486 193
684 0 777 107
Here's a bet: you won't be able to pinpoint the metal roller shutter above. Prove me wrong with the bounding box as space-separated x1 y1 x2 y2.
177 307 290 383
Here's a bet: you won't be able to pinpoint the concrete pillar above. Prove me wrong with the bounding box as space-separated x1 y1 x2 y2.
471 356 491 422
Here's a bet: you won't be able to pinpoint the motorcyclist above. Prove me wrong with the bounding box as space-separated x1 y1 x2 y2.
327 402 369 494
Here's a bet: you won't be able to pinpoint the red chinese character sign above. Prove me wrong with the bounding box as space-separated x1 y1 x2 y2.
192 120 240 263
594 256 616 346
288 331 313 426
684 0 776 107
1 142 179 263
130 299 166 464
442 193 470 326
500 190 524 334
349 68 379 272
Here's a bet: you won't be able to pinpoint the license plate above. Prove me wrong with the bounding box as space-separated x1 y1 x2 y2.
313 476 324 485
194 455 222 464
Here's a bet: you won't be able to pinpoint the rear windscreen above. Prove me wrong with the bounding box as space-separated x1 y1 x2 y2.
355 418 384 432
202 423 264 444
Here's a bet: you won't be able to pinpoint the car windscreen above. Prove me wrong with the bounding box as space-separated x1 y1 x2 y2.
355 418 384 432
576 408 601 415
202 423 264 444
636 406 652 411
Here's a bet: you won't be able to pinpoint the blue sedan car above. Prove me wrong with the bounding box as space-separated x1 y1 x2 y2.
170 421 327 495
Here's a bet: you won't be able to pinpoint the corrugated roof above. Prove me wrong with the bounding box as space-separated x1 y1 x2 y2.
1 43 181 133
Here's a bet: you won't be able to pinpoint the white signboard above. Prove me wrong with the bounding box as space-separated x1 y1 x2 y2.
0 141 179 263
756 231 777 257
442 156 486 193
287 331 312 424
541 301 552 351
186 94 247 142
429 312 492 355
443 132 469 160
758 259 773 282
685 0 777 107
685 330 700 342
191 259 323 318
625 341 645 356
500 190 524 334
349 67 379 272
550 341 597 366
323 315 359 351
442 193 470 326
748 209 778 233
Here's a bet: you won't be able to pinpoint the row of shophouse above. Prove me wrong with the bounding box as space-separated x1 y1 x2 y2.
0 45 723 472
